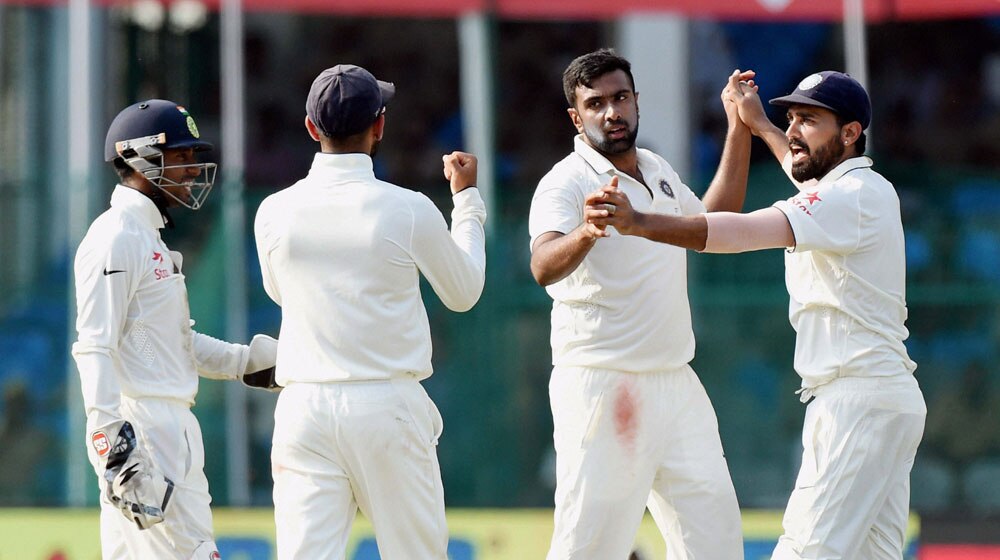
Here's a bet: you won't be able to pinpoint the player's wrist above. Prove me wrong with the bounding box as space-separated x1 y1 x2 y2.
451 184 477 195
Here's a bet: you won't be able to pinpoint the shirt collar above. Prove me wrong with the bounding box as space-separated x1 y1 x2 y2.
573 135 616 175
573 134 659 179
111 185 166 229
307 152 376 182
818 156 873 184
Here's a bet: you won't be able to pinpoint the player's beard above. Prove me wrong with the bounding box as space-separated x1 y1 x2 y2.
583 117 639 156
791 135 845 182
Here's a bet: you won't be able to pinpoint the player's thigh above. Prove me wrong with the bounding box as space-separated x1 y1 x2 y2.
339 381 448 560
99 499 129 560
858 476 911 560
548 447 652 560
859 417 922 560
547 368 657 559
779 396 923 559
106 404 215 558
647 370 742 559
272 385 357 560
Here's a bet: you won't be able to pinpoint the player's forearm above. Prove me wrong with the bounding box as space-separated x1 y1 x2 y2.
702 208 794 253
530 227 600 286
449 188 488 279
73 346 125 468
630 212 708 251
702 123 752 213
192 331 247 380
757 122 790 164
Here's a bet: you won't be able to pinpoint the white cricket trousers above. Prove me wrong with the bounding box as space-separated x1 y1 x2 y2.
272 378 447 560
772 375 926 560
98 397 218 560
547 365 744 560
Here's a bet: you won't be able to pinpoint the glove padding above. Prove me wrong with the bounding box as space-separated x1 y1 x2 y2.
241 334 281 392
101 421 175 530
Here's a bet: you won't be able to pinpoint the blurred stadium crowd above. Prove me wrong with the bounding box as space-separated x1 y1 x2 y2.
0 7 998 518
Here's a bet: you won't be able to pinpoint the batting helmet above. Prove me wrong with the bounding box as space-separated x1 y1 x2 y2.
104 99 217 210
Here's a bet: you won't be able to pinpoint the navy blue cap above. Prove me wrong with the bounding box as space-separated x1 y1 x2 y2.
306 65 395 138
104 99 212 162
770 71 871 130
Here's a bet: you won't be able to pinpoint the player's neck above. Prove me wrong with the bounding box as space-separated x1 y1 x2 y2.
608 150 644 186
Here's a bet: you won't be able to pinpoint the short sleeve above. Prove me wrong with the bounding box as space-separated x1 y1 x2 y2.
773 184 861 254
674 174 706 216
528 172 584 250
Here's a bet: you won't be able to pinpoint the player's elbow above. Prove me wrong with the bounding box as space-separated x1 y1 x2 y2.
530 262 549 287
442 286 483 312
530 253 564 287
441 271 485 312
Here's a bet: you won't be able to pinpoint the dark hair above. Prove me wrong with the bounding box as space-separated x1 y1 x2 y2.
112 157 135 181
835 113 867 154
562 48 636 108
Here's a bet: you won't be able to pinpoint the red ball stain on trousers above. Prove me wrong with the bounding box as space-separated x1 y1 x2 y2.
613 379 638 454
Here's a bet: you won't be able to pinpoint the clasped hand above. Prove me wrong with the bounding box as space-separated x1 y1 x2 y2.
583 176 642 237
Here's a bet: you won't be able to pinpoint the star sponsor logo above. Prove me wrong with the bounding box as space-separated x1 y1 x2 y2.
790 191 821 216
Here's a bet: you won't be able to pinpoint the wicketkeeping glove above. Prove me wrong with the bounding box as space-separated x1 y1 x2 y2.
241 334 281 392
97 421 175 530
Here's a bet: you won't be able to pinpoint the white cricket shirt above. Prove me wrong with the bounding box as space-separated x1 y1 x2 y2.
529 136 706 373
773 156 917 388
73 186 250 439
254 152 486 384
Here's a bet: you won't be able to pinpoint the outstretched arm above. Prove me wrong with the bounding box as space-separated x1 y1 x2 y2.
585 188 793 253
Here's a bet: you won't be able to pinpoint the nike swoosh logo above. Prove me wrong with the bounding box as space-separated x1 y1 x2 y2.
103 269 126 276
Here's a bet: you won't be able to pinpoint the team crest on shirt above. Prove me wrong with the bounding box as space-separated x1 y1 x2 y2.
789 191 822 216
659 179 675 199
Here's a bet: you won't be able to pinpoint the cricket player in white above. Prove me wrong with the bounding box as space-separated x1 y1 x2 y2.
254 65 486 560
586 71 926 559
530 49 751 559
73 99 279 559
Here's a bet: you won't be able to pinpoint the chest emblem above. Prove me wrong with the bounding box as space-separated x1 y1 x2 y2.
152 251 172 279
659 179 675 199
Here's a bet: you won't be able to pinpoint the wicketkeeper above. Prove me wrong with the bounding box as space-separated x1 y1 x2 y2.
73 99 280 559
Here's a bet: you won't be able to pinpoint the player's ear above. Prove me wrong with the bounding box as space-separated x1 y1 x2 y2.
372 114 386 142
567 108 584 133
304 116 322 142
841 121 861 147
